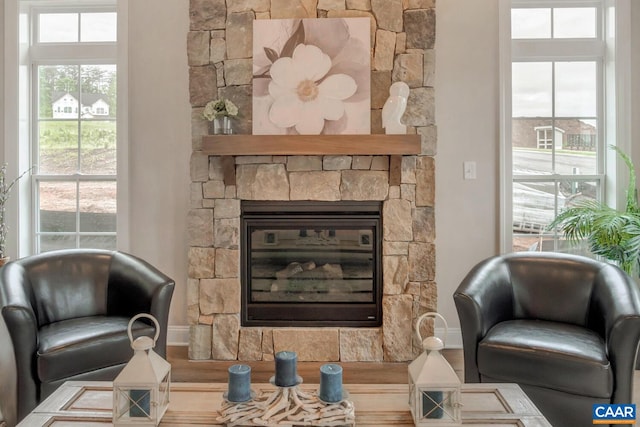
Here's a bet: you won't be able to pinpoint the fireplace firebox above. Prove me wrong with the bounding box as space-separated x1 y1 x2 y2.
241 201 382 327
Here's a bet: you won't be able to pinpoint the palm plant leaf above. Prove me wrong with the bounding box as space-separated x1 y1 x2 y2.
622 216 640 273
549 199 613 242
548 146 640 275
611 145 639 213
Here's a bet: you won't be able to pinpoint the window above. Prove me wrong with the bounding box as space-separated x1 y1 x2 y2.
27 5 118 252
502 1 629 254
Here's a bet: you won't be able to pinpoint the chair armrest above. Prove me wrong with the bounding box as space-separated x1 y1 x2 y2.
107 251 175 357
0 262 39 421
591 264 640 403
453 256 515 382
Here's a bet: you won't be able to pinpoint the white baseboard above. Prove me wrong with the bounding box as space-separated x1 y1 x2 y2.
167 326 464 349
167 325 189 346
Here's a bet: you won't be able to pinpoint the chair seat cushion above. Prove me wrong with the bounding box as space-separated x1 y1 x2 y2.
477 319 612 398
37 316 155 383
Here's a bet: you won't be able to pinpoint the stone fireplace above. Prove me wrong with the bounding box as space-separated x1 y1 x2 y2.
187 0 436 363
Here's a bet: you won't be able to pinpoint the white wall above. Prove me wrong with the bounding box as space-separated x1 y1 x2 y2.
435 0 500 338
127 1 191 338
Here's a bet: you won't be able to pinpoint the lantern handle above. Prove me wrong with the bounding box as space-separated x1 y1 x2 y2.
127 313 161 347
415 312 448 347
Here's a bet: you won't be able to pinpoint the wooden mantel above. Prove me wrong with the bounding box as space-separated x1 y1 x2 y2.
199 134 421 156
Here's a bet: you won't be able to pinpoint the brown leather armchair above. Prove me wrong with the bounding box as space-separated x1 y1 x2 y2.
454 252 640 427
0 249 175 424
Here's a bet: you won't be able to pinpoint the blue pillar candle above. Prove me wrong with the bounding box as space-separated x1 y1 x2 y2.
422 391 444 418
129 389 151 417
319 364 343 403
227 364 252 402
274 351 298 387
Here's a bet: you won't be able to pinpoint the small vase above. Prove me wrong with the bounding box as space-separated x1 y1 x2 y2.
213 116 233 135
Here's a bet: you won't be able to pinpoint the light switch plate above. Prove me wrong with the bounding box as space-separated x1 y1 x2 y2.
463 161 477 180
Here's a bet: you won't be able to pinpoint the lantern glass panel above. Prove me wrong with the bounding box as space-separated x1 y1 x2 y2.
129 389 152 418
114 386 155 422
408 381 416 410
418 387 460 423
159 372 171 408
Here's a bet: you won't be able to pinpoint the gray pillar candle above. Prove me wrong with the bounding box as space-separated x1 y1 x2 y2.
274 351 298 387
227 364 252 402
319 363 343 402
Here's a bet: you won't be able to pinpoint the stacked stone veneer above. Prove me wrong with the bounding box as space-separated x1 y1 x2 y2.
187 0 436 362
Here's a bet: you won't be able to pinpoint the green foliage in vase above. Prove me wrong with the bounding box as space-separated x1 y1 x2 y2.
203 98 239 121
549 146 640 275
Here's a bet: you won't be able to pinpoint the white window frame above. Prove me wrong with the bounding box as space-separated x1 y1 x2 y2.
2 0 128 257
499 0 632 253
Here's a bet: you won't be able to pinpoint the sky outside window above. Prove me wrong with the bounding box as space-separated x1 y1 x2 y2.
39 12 116 43
511 7 596 39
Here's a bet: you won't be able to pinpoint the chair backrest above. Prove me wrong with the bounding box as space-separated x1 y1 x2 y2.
13 249 114 326
504 252 603 326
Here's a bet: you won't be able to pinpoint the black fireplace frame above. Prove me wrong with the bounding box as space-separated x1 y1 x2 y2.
241 201 383 327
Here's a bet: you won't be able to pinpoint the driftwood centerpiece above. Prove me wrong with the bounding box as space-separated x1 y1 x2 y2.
218 352 354 427
217 385 355 427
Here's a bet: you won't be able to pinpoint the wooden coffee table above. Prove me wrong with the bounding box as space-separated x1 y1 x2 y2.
18 381 551 426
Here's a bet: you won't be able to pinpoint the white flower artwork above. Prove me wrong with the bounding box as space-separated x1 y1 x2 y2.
253 18 371 135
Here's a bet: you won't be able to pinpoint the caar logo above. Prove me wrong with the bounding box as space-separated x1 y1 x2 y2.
593 404 636 424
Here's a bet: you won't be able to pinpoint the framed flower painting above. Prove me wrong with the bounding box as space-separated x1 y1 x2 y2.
252 18 371 135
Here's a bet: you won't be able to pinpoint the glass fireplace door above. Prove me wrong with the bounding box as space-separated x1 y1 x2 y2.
241 202 382 327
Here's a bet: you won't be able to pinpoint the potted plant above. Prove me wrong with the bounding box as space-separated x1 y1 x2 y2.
549 146 640 276
203 97 239 135
0 164 30 265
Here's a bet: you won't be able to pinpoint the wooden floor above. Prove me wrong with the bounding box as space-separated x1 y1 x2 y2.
167 346 640 406
169 346 458 384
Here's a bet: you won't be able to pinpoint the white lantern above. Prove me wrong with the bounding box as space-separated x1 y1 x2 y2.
408 312 461 426
113 314 171 426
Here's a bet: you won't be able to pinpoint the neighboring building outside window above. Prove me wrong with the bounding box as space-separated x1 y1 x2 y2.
535 127 554 150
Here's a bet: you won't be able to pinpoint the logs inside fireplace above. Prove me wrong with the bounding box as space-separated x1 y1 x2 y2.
241 201 382 327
